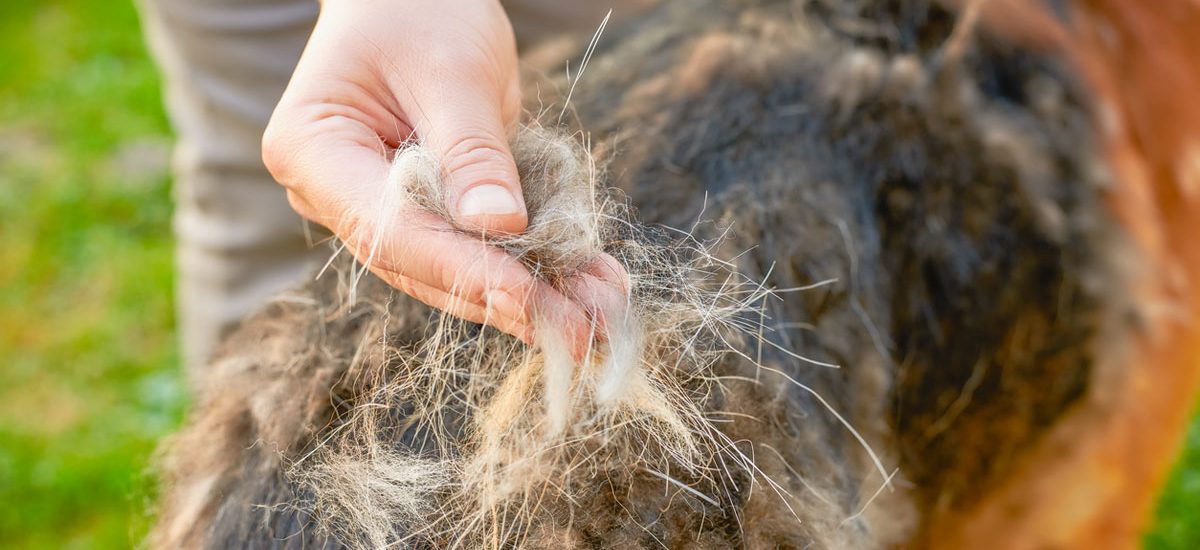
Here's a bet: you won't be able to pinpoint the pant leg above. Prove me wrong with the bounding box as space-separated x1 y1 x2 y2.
138 0 326 375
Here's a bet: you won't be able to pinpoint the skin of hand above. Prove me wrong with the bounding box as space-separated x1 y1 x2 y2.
261 0 625 356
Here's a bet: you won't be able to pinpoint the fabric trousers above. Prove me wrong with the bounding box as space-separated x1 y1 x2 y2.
137 0 649 372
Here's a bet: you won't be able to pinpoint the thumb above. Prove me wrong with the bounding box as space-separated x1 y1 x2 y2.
421 94 527 235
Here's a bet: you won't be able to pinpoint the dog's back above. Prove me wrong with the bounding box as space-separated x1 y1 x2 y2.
152 1 1200 548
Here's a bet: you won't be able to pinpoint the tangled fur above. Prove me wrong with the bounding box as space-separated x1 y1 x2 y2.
300 125 818 548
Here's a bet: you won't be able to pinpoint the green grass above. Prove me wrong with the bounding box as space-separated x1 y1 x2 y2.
0 0 181 547
0 0 1196 547
1149 414 1200 549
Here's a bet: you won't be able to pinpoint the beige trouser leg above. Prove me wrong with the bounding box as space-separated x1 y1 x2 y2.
139 0 326 375
139 0 655 374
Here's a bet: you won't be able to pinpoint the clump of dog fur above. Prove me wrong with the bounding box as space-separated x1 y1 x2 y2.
293 125 775 548
151 0 1128 548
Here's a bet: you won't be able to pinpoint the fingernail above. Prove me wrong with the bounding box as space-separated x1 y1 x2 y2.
458 184 520 217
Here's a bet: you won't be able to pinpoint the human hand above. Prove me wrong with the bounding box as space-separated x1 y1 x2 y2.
262 0 622 352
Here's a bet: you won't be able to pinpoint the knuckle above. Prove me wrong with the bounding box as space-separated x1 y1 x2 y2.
438 259 476 302
284 190 314 221
338 214 372 253
443 135 508 167
394 277 421 300
422 39 496 77
261 119 300 185
440 135 515 186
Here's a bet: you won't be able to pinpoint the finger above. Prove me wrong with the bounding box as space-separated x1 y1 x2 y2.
581 253 632 296
359 210 541 319
564 254 633 340
377 271 533 342
359 216 594 359
414 68 527 235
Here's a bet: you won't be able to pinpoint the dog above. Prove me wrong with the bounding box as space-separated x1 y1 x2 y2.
152 0 1200 547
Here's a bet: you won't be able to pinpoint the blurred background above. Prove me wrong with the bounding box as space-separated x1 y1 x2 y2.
0 0 1196 547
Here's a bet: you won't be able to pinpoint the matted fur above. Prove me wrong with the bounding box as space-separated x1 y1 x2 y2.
294 125 795 548
151 0 1143 548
